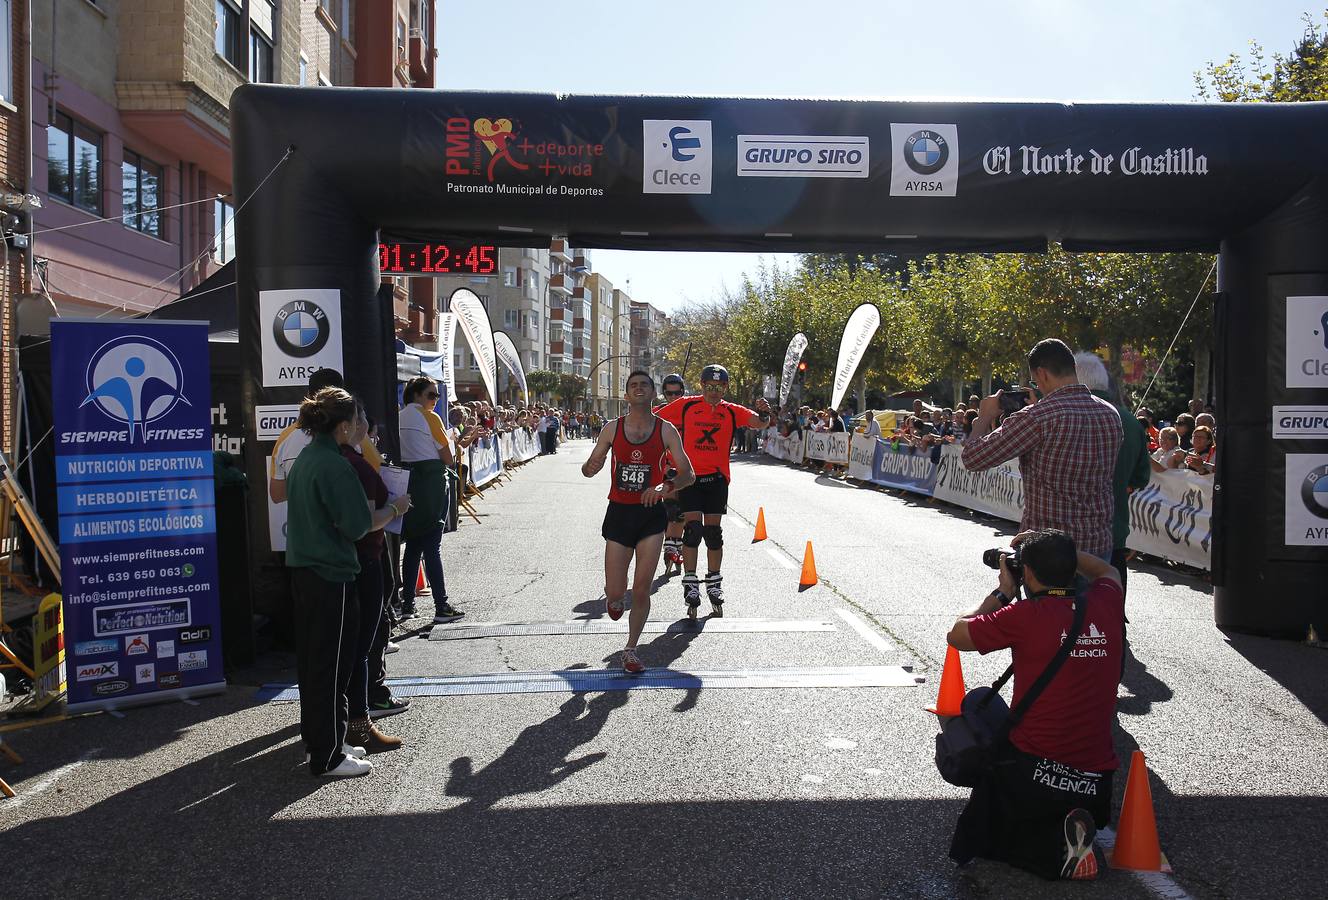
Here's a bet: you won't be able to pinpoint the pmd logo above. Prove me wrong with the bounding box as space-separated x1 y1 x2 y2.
643 120 712 195
272 299 331 358
81 335 189 443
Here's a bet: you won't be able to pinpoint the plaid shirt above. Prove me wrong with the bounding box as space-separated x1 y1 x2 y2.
961 384 1122 558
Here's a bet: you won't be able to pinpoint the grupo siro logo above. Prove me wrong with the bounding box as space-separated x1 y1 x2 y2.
81 335 190 443
1301 462 1328 519
272 298 331 358
903 129 949 175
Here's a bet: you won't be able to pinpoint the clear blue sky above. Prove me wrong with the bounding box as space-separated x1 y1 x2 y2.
438 0 1319 312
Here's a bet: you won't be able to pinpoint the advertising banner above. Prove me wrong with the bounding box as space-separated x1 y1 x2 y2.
831 303 880 411
871 443 940 495
505 428 539 463
1282 454 1328 548
469 435 502 487
450 289 497 403
778 332 808 407
51 320 226 711
1128 468 1214 568
258 288 343 388
804 431 849 464
762 429 805 463
847 434 881 481
494 331 528 405
934 445 1024 520
437 312 459 402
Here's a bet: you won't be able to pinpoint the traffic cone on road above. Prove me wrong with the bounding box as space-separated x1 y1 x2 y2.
926 645 967 716
752 508 768 542
415 564 430 596
1110 750 1164 871
798 541 818 591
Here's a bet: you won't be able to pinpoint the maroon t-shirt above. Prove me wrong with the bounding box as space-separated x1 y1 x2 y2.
967 577 1124 772
340 444 388 563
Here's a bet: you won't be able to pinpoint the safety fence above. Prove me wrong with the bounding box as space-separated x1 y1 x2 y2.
468 428 541 491
765 430 1212 570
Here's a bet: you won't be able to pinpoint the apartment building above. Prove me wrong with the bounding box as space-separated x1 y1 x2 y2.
1 0 32 453
630 299 670 388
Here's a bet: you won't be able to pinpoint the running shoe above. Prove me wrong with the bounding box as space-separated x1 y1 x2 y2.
433 604 465 623
621 648 645 674
384 641 400 655
398 603 418 620
606 595 625 621
368 696 411 719
319 755 372 779
1060 809 1098 880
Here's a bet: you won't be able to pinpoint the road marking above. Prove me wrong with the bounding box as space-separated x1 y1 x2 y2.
1095 828 1192 899
2 749 100 808
177 783 235 811
429 618 836 640
766 546 798 570
835 608 898 657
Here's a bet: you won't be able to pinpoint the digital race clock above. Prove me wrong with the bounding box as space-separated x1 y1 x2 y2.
378 242 498 275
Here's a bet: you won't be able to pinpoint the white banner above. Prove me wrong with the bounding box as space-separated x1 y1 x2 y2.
847 433 877 480
259 288 343 388
468 436 502 487
933 444 1025 522
762 428 805 462
494 331 528 405
804 431 850 464
437 312 459 402
831 303 880 410
1128 468 1214 567
451 291 498 402
508 428 539 463
778 332 808 407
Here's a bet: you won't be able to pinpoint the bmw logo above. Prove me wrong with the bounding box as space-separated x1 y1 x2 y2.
1301 463 1328 520
273 299 331 358
904 130 949 176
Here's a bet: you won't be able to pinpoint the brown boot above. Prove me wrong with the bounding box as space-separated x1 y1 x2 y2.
347 717 403 753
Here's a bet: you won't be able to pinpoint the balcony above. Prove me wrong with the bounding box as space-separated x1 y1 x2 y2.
550 239 571 262
573 347 586 360
573 317 586 330
550 341 565 355
573 286 590 301
409 34 434 84
549 273 573 295
550 307 565 322
573 252 591 271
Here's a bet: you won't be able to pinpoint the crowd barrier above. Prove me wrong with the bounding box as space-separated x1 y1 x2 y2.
499 428 540 466
764 429 1213 570
468 436 503 488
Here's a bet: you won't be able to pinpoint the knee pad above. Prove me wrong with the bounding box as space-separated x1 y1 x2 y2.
703 524 724 549
682 520 704 548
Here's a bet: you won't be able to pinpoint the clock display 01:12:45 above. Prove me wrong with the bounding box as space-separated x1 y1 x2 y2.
378 242 498 274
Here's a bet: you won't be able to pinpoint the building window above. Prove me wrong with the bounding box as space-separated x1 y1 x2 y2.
453 351 463 369
213 198 236 264
122 150 163 238
0 0 12 103
249 29 274 83
299 53 308 85
341 0 352 38
396 17 407 65
215 0 243 69
504 309 518 328
503 267 517 287
47 111 102 214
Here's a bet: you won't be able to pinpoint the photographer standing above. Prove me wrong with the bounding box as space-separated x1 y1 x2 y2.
962 339 1122 561
946 529 1125 880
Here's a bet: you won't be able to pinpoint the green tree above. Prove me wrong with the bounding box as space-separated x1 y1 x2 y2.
556 373 588 407
526 369 558 401
1196 11 1328 102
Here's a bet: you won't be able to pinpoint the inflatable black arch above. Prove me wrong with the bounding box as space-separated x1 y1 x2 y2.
233 86 1328 637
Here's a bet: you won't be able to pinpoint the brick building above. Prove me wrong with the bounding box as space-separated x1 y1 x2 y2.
1 0 31 454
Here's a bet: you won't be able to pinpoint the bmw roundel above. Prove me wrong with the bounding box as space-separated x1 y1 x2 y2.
903 130 949 176
272 299 331 358
1301 462 1328 520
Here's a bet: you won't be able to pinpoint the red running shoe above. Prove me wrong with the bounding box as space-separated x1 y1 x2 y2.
621 648 645 674
606 595 625 621
1061 809 1099 880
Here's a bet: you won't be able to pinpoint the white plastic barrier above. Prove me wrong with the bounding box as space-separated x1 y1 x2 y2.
804 431 849 464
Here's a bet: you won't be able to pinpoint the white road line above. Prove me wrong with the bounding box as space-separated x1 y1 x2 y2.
835 608 896 657
765 546 798 570
1 748 101 808
1095 828 1193 900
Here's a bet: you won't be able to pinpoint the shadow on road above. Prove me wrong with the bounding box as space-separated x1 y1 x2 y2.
1223 631 1328 725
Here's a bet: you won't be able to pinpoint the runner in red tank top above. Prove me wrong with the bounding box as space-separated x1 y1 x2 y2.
582 370 694 673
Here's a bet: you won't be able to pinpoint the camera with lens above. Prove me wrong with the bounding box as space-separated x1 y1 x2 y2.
998 387 1033 415
982 545 1023 588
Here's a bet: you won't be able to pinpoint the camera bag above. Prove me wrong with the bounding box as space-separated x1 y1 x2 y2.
934 593 1085 788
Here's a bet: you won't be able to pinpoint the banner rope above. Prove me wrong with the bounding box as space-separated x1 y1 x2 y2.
1132 257 1217 415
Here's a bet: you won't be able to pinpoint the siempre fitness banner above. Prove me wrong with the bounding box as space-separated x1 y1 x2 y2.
51 320 226 712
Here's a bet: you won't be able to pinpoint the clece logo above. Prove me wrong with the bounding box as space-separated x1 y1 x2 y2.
1286 296 1328 388
643 120 712 195
78 335 190 444
272 299 331 359
125 634 150 656
736 135 870 179
75 639 119 656
890 123 959 197
76 661 119 682
158 672 182 689
1301 462 1328 520
178 626 212 644
94 679 130 696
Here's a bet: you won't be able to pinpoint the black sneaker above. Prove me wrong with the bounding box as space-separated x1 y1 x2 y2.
399 603 418 620
368 696 410 719
433 604 465 623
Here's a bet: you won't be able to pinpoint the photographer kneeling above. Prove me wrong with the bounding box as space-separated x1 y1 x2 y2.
945 529 1124 881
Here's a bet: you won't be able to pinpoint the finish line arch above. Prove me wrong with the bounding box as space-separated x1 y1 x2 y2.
232 86 1328 638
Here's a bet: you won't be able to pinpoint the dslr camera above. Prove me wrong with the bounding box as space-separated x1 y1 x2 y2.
982 545 1023 588
998 386 1033 415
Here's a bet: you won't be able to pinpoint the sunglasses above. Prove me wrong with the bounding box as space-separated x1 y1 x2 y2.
664 389 683 397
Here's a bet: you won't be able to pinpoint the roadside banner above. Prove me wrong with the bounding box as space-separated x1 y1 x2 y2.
437 312 459 402
450 288 496 402
933 444 1024 520
762 428 805 462
778 332 808 406
494 331 528 405
507 428 539 463
831 303 879 410
51 319 226 712
469 435 502 487
1126 468 1213 569
805 431 850 464
871 442 939 494
847 433 880 481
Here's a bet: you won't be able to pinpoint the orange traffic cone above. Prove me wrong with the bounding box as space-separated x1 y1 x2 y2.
752 508 768 542
926 645 967 716
415 564 430 596
1110 750 1164 871
798 541 818 591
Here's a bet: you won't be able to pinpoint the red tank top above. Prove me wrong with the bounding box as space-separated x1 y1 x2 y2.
608 417 668 504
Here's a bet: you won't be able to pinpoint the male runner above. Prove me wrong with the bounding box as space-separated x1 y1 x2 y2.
582 371 695 673
655 373 688 576
657 364 772 618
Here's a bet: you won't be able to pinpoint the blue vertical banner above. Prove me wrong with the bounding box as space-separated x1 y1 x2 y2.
52 320 226 711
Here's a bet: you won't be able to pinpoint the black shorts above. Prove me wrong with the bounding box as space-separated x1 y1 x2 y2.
679 472 729 515
663 498 684 523
602 501 668 548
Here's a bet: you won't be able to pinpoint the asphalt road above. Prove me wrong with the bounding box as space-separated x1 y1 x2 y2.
2 440 1326 899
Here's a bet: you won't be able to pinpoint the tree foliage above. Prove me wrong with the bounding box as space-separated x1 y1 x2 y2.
526 368 558 400
556 373 588 406
1195 10 1328 102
